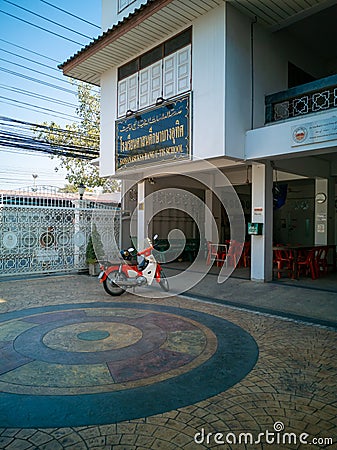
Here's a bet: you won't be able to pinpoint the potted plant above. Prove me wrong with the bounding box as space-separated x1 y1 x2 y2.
86 224 104 276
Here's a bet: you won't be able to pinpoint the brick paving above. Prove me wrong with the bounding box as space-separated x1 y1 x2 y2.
0 275 336 449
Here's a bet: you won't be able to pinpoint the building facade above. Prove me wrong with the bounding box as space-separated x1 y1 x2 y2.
60 0 337 281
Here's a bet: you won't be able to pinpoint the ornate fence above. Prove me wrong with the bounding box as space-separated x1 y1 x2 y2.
0 188 120 278
265 74 337 124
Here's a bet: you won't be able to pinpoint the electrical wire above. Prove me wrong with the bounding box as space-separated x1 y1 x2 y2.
0 85 76 108
0 123 99 158
0 100 80 122
3 0 95 40
0 9 85 46
40 0 100 29
1 116 99 142
1 116 99 136
0 57 75 86
0 96 79 120
0 67 76 95
0 38 60 64
0 48 59 72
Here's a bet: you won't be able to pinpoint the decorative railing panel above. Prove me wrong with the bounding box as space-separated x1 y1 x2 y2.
0 202 120 277
265 74 337 124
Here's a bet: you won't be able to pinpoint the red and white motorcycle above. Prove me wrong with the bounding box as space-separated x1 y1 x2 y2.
98 235 169 296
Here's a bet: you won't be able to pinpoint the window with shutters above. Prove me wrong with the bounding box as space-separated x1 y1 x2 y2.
118 0 136 13
117 28 192 117
118 73 138 117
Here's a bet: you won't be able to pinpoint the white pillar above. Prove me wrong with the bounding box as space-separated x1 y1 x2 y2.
137 181 146 250
205 189 213 242
327 178 335 245
251 163 273 281
315 178 328 245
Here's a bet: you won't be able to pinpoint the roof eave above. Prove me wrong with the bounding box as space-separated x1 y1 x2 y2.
59 0 174 79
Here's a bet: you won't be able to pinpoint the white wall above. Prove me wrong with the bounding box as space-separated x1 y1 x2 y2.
192 5 226 160
102 0 149 31
224 4 251 159
246 110 337 160
100 67 118 177
99 1 336 178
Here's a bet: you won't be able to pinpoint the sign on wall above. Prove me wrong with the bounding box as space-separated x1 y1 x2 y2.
116 95 190 171
291 116 337 147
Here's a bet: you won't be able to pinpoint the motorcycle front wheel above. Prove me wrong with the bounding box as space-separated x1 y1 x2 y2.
103 270 126 296
159 270 169 292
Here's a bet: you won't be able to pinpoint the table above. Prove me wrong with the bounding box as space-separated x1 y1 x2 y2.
273 244 336 280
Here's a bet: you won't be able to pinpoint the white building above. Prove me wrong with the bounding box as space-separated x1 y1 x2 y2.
60 0 337 282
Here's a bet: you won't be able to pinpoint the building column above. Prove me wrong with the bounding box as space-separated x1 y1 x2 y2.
315 178 328 245
205 189 213 242
251 163 273 281
327 178 336 245
137 180 146 250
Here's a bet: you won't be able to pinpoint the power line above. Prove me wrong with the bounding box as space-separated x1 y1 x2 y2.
0 126 99 159
0 100 80 122
0 85 76 108
0 9 85 46
1 116 99 140
0 96 79 120
0 48 59 72
3 0 95 40
0 57 73 85
0 38 60 64
0 67 76 95
40 0 100 29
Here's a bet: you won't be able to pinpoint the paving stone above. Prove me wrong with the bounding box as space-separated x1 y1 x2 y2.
1 429 19 438
0 437 14 448
5 439 33 449
98 424 117 435
119 433 137 445
39 440 63 450
78 427 102 440
0 275 335 450
106 434 121 446
28 430 53 446
85 436 106 447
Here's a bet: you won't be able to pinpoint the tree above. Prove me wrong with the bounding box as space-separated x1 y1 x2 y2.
34 82 120 192
86 223 104 263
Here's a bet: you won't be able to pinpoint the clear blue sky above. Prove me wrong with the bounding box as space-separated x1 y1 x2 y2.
0 0 101 190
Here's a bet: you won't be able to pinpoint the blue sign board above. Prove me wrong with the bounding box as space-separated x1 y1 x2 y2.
115 95 190 171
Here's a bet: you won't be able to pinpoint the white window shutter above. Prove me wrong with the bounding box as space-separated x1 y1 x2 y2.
163 54 176 98
127 73 138 111
177 45 191 94
118 79 127 117
139 67 150 108
150 61 162 104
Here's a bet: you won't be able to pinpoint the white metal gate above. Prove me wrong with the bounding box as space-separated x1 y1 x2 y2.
0 191 120 278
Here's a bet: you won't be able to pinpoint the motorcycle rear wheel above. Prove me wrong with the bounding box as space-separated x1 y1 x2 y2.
159 270 169 292
103 270 126 296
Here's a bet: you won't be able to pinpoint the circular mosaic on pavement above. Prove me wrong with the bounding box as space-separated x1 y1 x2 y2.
0 302 258 428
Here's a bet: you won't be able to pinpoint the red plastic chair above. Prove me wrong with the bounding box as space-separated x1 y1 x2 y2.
239 242 251 268
226 241 242 268
297 248 317 280
206 242 226 267
273 246 294 279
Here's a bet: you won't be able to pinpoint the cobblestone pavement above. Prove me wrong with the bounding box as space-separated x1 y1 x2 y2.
0 275 336 449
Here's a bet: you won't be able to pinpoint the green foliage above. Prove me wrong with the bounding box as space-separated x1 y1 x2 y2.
85 235 97 264
86 223 104 263
34 81 120 192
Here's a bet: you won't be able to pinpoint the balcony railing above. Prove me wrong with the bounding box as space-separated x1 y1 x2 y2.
265 74 337 124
